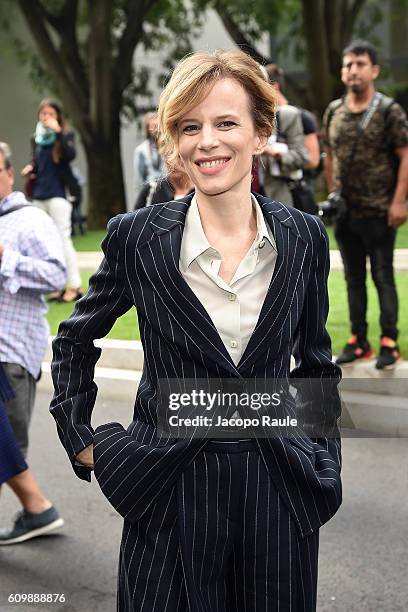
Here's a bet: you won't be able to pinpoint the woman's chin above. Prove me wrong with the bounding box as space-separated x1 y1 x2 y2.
195 175 251 198
196 183 232 197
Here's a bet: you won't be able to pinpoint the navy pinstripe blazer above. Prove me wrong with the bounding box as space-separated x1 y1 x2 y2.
50 193 342 538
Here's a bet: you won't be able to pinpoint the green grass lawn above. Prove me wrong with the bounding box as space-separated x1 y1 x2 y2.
72 230 106 252
72 221 408 252
47 271 408 357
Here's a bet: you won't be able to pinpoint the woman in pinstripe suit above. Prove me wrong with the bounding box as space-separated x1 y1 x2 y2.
51 50 342 611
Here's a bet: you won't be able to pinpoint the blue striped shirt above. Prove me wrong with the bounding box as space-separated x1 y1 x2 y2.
0 191 66 379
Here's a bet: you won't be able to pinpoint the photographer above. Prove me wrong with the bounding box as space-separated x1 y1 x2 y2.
261 64 309 207
0 141 66 544
323 40 408 370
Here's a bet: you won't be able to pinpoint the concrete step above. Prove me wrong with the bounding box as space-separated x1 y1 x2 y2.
340 391 408 436
338 359 408 396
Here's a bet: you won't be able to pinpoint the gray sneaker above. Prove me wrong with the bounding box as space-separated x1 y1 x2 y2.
0 506 64 545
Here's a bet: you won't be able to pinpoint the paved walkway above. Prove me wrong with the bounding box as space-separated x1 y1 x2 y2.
77 249 408 271
2 391 408 612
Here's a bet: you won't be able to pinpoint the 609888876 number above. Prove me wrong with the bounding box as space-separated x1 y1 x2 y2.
8 593 66 604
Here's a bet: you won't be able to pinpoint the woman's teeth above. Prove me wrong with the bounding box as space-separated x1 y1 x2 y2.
198 159 228 168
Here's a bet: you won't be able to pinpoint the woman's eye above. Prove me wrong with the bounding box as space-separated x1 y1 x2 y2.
182 125 199 133
219 121 236 128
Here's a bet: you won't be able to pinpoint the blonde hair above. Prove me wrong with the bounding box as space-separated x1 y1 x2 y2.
158 49 277 167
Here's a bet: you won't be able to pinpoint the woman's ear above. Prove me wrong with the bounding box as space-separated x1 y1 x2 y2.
254 131 268 155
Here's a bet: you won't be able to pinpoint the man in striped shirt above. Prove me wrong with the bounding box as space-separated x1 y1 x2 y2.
0 141 66 544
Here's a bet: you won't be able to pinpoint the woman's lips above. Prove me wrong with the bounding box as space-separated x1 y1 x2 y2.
194 157 231 175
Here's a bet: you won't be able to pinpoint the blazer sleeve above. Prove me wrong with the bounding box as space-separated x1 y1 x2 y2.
50 215 133 481
290 218 342 470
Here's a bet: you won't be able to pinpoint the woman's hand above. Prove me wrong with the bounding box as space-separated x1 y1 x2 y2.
42 116 61 133
75 444 94 468
21 164 34 177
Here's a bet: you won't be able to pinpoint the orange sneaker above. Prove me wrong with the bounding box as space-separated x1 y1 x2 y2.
336 335 374 366
375 337 401 370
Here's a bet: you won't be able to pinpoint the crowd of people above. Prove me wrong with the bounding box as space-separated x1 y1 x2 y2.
0 38 407 612
132 39 408 371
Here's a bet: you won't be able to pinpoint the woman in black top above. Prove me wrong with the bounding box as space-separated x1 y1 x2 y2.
21 99 82 302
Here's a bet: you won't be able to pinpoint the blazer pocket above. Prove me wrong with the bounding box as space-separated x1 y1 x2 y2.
93 421 157 521
93 421 135 483
92 421 200 524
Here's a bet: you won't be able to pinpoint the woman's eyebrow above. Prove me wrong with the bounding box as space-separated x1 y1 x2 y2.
214 113 240 120
178 117 199 125
179 113 240 125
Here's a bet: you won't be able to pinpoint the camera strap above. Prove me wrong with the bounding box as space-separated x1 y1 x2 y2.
0 204 32 217
340 92 382 193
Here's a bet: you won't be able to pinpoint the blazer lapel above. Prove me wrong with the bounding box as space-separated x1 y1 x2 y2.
238 197 308 371
137 197 240 377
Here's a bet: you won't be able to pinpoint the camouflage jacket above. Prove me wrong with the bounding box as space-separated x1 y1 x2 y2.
322 93 408 218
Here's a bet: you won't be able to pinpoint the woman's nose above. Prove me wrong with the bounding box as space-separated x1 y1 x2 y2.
198 124 218 149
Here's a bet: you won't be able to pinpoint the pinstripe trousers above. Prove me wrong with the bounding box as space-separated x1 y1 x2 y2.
117 440 319 611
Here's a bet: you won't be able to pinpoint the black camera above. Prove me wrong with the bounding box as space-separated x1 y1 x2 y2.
318 191 347 224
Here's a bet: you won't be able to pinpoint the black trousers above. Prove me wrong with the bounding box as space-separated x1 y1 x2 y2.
117 440 319 611
334 215 398 340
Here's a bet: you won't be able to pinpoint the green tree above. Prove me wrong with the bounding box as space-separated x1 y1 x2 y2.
3 0 200 227
210 0 383 115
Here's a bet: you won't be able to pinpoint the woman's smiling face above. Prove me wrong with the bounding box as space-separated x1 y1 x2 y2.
177 78 266 199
